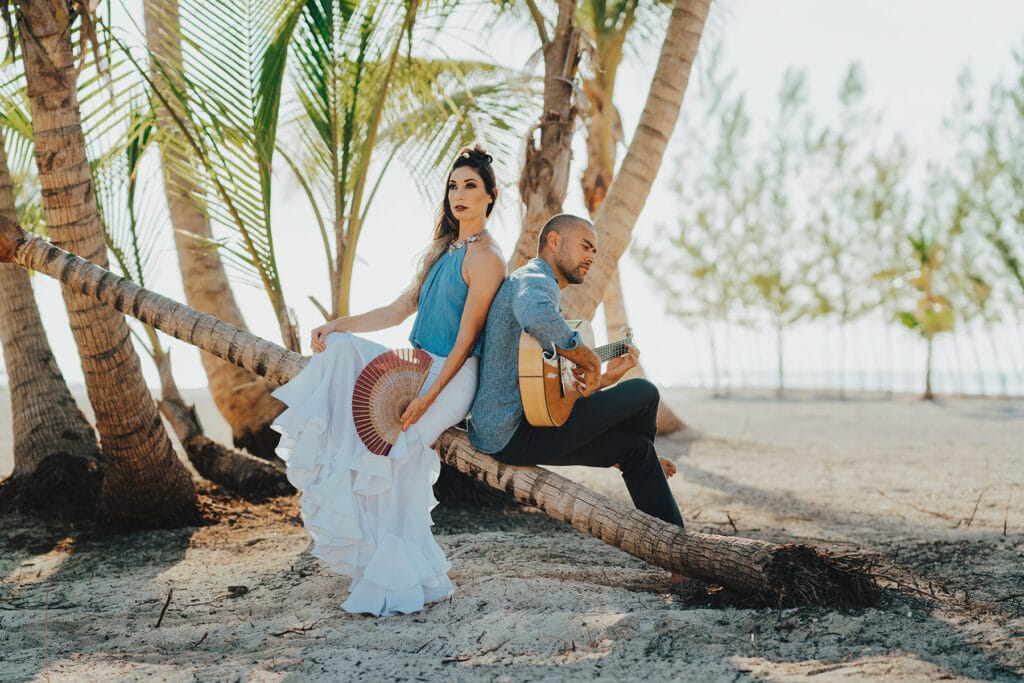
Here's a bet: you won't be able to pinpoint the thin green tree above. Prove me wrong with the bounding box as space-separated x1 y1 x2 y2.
745 69 817 396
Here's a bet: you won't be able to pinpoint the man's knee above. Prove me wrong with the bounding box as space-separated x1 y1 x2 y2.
616 378 659 415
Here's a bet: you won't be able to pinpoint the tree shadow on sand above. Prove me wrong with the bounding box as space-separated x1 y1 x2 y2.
0 511 194 681
654 460 1024 679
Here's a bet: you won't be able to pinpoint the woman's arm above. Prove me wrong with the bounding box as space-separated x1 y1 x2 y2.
310 287 417 353
399 245 505 430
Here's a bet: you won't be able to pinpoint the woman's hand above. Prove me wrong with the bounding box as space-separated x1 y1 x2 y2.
400 394 434 432
310 319 342 353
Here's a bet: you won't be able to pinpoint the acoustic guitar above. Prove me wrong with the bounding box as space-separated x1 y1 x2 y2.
518 320 634 427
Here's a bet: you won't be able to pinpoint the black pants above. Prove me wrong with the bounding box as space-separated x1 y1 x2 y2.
494 378 684 528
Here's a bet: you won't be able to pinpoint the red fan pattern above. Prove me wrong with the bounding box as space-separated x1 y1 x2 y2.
351 348 434 456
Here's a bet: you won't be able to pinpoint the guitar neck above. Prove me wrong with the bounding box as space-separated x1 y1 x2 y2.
595 337 632 363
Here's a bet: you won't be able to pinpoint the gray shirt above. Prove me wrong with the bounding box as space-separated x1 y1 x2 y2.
468 258 582 453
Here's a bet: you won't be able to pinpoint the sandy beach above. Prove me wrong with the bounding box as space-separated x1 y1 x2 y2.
1 386 1022 681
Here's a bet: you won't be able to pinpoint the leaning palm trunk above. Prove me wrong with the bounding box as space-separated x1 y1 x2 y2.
580 79 686 434
0 220 877 607
599 267 686 434
144 0 284 460
16 2 196 526
509 0 580 269
561 0 710 319
0 132 101 510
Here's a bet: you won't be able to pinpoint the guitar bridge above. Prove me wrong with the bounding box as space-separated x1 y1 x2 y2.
559 357 577 397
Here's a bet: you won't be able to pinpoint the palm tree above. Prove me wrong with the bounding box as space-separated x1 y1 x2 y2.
574 0 660 332
142 0 285 459
272 0 532 318
576 0 689 432
557 0 711 320
580 0 704 430
507 0 581 268
501 0 705 432
12 0 196 526
141 0 531 330
86 100 292 498
0 125 101 510
0 219 877 608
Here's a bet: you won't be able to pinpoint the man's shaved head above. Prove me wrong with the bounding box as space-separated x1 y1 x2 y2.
534 213 598 287
537 214 594 255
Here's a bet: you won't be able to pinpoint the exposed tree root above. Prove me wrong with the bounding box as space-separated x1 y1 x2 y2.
158 397 293 501
0 454 103 520
183 435 294 500
759 543 881 608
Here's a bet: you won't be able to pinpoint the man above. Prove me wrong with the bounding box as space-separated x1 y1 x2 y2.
468 213 684 532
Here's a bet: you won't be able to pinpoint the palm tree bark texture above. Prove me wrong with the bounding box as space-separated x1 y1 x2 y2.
510 0 580 269
143 0 285 460
576 2 686 435
0 129 101 511
0 219 878 607
15 0 197 526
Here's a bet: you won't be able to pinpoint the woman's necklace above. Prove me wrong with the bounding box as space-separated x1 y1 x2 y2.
447 229 488 253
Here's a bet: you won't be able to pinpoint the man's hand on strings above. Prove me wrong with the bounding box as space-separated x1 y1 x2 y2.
601 344 639 388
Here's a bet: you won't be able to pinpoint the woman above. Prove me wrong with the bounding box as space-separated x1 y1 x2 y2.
272 146 505 616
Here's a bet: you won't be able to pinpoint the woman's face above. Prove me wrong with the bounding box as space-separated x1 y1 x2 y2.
447 166 492 227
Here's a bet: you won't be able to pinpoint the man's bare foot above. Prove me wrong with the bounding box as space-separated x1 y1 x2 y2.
659 457 677 478
612 457 677 478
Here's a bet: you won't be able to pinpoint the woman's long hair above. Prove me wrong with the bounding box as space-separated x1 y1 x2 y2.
410 144 497 304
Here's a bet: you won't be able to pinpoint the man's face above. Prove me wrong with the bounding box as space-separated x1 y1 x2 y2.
553 224 598 284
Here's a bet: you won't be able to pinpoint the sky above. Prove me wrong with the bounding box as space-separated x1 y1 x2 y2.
5 0 1024 395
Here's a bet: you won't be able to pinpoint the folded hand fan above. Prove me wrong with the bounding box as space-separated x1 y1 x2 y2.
351 348 434 456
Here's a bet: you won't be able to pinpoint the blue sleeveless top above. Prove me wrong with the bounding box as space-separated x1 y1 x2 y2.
408 247 482 357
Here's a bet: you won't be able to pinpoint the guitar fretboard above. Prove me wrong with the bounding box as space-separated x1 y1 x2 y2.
595 337 631 363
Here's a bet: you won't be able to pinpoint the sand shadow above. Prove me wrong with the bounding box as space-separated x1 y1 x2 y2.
0 517 195 681
619 591 1022 680
674 461 1022 593
657 462 1022 677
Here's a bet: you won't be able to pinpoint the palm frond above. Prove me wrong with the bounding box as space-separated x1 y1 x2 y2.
67 28 171 290
138 0 297 301
378 58 537 200
91 106 169 289
0 69 32 157
0 69 44 235
282 0 413 210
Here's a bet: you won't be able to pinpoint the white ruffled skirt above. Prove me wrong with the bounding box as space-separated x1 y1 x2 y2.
271 332 477 616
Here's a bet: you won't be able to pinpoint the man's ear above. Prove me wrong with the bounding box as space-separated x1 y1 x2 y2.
547 230 561 252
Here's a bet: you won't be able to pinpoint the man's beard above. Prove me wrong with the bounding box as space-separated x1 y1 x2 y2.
555 254 587 284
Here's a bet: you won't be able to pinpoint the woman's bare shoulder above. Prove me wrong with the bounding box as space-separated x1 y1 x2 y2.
465 237 506 276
